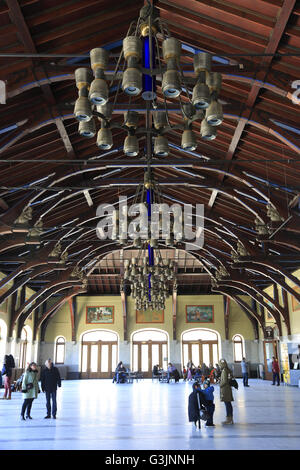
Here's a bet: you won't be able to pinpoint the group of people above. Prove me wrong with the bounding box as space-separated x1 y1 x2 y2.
183 361 221 384
188 358 235 427
1 356 61 420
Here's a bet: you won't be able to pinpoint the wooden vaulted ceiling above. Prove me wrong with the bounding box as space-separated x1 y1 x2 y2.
0 0 300 337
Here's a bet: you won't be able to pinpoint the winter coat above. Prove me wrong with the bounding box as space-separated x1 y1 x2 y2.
1 364 12 378
219 359 234 402
188 383 208 422
41 366 61 392
22 370 39 399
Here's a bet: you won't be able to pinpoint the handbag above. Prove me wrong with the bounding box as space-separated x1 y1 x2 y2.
229 378 239 390
199 408 209 421
26 382 34 391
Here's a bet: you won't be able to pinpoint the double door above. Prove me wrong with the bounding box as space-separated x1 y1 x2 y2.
81 340 118 378
182 340 219 368
133 341 168 378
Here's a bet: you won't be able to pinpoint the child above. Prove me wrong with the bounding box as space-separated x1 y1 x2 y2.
182 367 187 381
202 378 215 427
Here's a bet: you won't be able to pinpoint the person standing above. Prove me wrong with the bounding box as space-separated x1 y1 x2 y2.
271 356 280 386
1 355 13 400
241 357 249 387
21 362 39 420
219 358 234 425
41 359 61 419
202 379 215 427
188 381 208 429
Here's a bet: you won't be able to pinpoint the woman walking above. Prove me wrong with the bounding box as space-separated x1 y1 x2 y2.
219 358 234 425
21 362 39 420
1 355 13 400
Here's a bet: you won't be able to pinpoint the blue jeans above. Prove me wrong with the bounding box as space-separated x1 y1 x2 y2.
46 390 57 417
206 401 215 425
242 372 248 386
225 402 233 417
272 372 280 385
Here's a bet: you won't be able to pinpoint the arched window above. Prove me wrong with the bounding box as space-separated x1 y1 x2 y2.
19 326 32 369
132 329 169 377
233 334 244 362
81 330 118 379
0 319 7 360
182 329 220 369
55 337 66 364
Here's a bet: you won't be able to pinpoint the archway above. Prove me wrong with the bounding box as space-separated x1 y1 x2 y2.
0 319 7 361
131 329 169 378
181 328 221 369
80 329 119 379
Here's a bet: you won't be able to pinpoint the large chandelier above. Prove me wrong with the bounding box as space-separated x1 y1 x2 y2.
73 3 224 153
73 1 223 310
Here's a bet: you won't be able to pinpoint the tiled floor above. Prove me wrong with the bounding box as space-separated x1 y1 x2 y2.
0 379 299 450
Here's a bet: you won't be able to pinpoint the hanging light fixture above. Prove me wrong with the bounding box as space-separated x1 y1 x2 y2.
73 3 224 153
72 2 225 307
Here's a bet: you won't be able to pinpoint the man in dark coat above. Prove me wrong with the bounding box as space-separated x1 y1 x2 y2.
40 359 61 419
188 382 208 429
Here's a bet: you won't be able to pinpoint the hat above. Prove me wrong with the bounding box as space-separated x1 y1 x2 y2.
203 379 210 386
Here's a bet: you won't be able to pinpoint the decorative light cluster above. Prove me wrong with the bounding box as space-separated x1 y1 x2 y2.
73 4 224 156
124 256 175 311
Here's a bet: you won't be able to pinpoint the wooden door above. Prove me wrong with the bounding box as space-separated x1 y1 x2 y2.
182 340 219 369
81 340 118 379
133 341 168 377
263 340 279 380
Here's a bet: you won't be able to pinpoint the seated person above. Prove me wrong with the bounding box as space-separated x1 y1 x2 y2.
182 367 187 381
113 361 127 383
194 366 202 380
167 363 180 383
152 364 159 376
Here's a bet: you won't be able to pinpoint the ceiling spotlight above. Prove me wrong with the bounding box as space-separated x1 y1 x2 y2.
154 135 169 156
74 96 93 122
201 119 217 140
97 127 113 149
78 119 96 138
181 129 197 151
192 82 211 110
124 135 139 156
205 100 223 126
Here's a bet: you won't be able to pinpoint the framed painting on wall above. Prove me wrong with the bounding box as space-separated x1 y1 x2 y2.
186 305 214 323
136 309 164 323
291 285 300 312
86 306 114 324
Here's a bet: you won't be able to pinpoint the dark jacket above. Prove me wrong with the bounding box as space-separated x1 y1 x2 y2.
188 383 208 422
1 364 12 378
41 365 61 392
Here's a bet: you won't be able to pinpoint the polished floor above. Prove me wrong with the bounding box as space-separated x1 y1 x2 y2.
0 378 299 450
